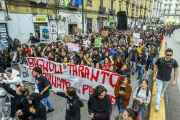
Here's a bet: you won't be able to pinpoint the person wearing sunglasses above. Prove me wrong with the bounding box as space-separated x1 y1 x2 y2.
153 48 179 111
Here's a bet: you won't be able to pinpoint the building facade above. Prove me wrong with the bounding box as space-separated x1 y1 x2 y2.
118 0 153 28
163 0 180 24
151 0 163 23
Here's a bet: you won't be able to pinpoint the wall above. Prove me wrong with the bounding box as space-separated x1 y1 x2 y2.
58 10 83 35
0 11 6 21
7 13 34 42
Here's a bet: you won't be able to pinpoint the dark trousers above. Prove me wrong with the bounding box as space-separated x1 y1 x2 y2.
10 97 15 118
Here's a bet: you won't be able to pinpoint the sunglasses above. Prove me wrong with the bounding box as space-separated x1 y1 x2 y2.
166 54 172 56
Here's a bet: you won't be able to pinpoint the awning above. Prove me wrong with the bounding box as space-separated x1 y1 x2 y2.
0 21 8 23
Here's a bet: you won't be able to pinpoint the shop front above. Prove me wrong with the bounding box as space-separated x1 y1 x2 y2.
33 16 48 38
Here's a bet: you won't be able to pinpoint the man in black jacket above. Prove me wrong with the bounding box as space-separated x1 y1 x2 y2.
28 33 37 44
88 85 112 120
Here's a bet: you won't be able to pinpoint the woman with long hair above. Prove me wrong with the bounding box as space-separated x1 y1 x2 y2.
0 76 30 120
114 76 132 114
115 108 140 120
101 56 114 71
22 44 31 54
115 57 124 72
132 79 151 120
52 87 81 120
84 53 92 67
1 50 12 69
95 62 102 70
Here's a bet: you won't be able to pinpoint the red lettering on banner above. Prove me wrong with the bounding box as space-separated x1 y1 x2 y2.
43 61 49 72
78 65 85 78
27 57 36 67
101 71 110 84
36 58 43 68
90 69 100 82
73 65 77 76
82 84 94 95
42 73 70 90
107 94 115 106
54 64 63 74
67 64 73 75
109 73 121 88
84 67 90 79
49 62 55 72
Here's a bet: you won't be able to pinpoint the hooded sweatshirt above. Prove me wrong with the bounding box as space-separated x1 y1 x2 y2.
56 92 81 120
29 93 46 120
88 94 112 120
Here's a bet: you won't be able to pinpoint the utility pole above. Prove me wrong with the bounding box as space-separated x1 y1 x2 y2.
82 0 84 34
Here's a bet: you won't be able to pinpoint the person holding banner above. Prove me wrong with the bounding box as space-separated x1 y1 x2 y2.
32 67 54 113
88 85 112 120
101 56 114 71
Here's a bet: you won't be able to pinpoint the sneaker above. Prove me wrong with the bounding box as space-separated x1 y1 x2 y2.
155 105 159 111
137 77 140 80
132 72 134 75
47 108 54 113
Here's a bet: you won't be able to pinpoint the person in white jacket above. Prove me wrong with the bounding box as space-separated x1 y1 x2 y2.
3 68 23 120
0 73 8 120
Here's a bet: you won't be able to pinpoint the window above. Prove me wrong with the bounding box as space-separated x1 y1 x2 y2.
119 2 122 11
100 0 103 6
87 0 92 4
87 18 92 33
68 24 77 35
111 0 114 9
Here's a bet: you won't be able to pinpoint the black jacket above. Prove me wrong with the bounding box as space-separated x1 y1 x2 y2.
1 82 30 119
28 36 37 43
29 93 46 120
88 94 112 120
56 92 81 120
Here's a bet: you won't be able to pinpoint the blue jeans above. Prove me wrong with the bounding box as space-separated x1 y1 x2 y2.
131 61 136 73
151 58 156 69
41 97 53 110
117 98 125 114
155 79 170 105
138 66 144 81
134 102 142 120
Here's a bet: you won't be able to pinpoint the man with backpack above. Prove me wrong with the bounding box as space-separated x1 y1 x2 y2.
32 67 54 113
153 48 179 111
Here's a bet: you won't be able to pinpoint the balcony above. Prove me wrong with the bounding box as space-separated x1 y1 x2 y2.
109 9 115 15
175 8 179 11
99 6 106 14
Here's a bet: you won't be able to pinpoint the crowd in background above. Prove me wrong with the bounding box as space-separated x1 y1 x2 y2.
0 25 178 120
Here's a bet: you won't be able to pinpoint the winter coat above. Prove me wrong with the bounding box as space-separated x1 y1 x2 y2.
129 50 139 61
115 51 125 60
114 84 132 108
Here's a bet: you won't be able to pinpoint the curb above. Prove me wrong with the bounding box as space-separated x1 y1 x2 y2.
149 38 166 120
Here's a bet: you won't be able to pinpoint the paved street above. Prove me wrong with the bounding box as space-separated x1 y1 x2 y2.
2 63 154 120
165 29 180 120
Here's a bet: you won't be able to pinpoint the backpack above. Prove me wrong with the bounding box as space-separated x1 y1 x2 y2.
74 97 84 110
159 57 175 67
132 87 149 109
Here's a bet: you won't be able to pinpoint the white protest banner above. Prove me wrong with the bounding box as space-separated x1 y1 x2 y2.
19 57 121 106
133 33 140 46
67 43 79 51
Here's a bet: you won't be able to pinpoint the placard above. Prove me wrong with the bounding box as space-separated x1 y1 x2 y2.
101 31 109 37
65 35 75 42
94 37 102 48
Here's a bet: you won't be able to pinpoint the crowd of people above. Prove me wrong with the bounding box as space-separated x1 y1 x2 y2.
0 24 179 120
